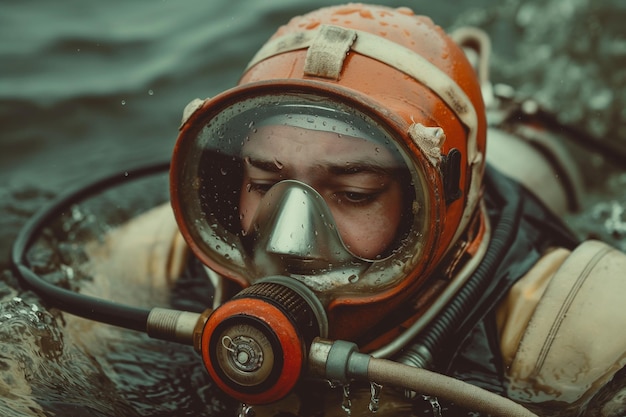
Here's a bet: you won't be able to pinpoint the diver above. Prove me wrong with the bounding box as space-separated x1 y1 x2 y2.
13 3 626 417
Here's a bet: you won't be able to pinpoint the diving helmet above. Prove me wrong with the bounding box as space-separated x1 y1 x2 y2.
170 3 487 347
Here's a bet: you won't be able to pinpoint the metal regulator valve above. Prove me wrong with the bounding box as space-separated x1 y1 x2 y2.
147 275 328 405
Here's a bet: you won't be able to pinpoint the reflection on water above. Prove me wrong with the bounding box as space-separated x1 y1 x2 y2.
2 172 238 417
0 292 234 417
0 291 141 417
1 0 626 415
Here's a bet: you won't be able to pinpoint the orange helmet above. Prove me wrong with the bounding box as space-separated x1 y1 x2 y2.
170 4 487 348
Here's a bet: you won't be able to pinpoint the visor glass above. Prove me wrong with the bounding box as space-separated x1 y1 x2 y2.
175 92 430 299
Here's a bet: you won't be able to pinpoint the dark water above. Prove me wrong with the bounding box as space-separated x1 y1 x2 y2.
1 0 626 416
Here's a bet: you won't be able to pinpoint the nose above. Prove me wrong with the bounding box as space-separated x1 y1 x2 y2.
248 180 356 274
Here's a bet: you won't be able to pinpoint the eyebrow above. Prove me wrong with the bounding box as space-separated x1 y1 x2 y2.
327 162 395 176
245 157 284 173
245 156 396 176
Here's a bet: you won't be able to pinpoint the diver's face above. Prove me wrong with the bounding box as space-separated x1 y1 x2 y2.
239 124 404 259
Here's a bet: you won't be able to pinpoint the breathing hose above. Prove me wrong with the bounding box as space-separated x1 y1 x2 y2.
310 338 538 417
395 167 522 370
11 161 170 331
369 358 537 417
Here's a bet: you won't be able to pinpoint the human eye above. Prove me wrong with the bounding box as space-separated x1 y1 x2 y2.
336 189 381 205
242 159 282 196
246 180 277 195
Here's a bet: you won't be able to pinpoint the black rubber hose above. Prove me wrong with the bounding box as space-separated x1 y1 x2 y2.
397 172 522 368
11 161 170 332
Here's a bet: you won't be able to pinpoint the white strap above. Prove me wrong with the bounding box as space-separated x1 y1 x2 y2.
303 25 356 79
